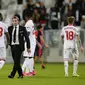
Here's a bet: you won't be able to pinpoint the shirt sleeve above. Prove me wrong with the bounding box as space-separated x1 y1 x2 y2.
75 27 79 36
4 24 8 33
25 21 34 33
61 28 64 36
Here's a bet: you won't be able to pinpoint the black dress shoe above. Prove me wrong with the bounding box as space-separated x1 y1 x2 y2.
8 75 14 78
18 75 23 78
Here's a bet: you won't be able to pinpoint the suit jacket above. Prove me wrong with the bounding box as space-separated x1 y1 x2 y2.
8 25 30 51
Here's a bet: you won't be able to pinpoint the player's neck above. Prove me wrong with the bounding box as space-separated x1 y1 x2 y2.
68 24 73 26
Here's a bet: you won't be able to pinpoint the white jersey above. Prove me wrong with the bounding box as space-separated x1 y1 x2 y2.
61 25 79 49
25 20 36 45
0 21 8 47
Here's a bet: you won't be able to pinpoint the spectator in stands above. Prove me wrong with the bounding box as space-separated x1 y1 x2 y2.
50 7 58 29
26 0 35 12
39 2 46 14
37 2 46 28
80 0 85 15
22 0 35 25
80 15 85 45
17 0 23 4
0 0 2 9
39 9 47 28
55 0 64 9
63 0 76 25
32 8 40 25
81 15 85 29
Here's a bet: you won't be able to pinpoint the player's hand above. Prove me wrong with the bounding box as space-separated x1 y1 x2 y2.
27 48 31 53
80 46 84 53
45 44 49 48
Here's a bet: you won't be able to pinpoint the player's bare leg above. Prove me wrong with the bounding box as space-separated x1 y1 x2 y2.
34 56 38 64
22 58 27 72
26 58 35 76
34 56 38 69
22 58 29 76
39 56 45 69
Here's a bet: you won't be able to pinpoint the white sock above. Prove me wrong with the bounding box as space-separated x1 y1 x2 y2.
73 60 78 74
64 61 68 75
25 59 29 73
0 60 5 69
22 58 28 72
28 58 34 72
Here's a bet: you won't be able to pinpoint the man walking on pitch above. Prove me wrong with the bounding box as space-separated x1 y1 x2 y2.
0 13 9 70
61 16 84 77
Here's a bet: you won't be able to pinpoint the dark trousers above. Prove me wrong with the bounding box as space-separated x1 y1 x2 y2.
51 21 58 29
10 45 22 77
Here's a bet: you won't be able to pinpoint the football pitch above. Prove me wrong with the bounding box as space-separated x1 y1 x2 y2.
0 63 85 85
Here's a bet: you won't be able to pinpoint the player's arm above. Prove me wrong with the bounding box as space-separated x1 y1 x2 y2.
60 28 64 44
36 40 42 49
40 35 48 48
35 31 42 49
76 35 82 46
61 36 64 44
5 32 10 48
76 35 84 52
4 25 10 48
23 27 31 53
61 31 64 44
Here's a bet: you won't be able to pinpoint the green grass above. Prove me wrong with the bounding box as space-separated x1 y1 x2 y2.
0 63 85 85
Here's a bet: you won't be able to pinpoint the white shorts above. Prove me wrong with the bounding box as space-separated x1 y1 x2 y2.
23 42 36 57
63 47 79 60
0 47 6 60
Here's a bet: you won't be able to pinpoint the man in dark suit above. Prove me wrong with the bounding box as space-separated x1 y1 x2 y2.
8 16 30 78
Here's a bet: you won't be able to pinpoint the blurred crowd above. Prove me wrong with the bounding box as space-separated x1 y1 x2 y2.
0 0 85 30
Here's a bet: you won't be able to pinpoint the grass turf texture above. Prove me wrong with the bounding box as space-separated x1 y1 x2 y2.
0 63 85 85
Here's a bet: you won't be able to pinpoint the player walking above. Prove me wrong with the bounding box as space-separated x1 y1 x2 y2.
61 16 83 77
0 13 9 69
22 11 36 76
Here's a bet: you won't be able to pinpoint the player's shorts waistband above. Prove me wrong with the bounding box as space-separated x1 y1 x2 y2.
24 57 33 59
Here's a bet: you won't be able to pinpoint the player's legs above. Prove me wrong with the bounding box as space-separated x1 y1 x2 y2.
22 57 28 73
25 58 30 74
34 46 45 68
27 58 34 72
34 56 38 66
37 46 45 68
34 45 39 63
39 56 45 68
25 44 36 76
63 48 70 77
0 60 5 69
72 48 79 77
34 46 40 67
64 60 68 77
22 42 28 72
0 47 6 69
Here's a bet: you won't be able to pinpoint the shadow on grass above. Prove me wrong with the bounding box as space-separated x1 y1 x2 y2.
0 76 85 80
26 75 85 79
